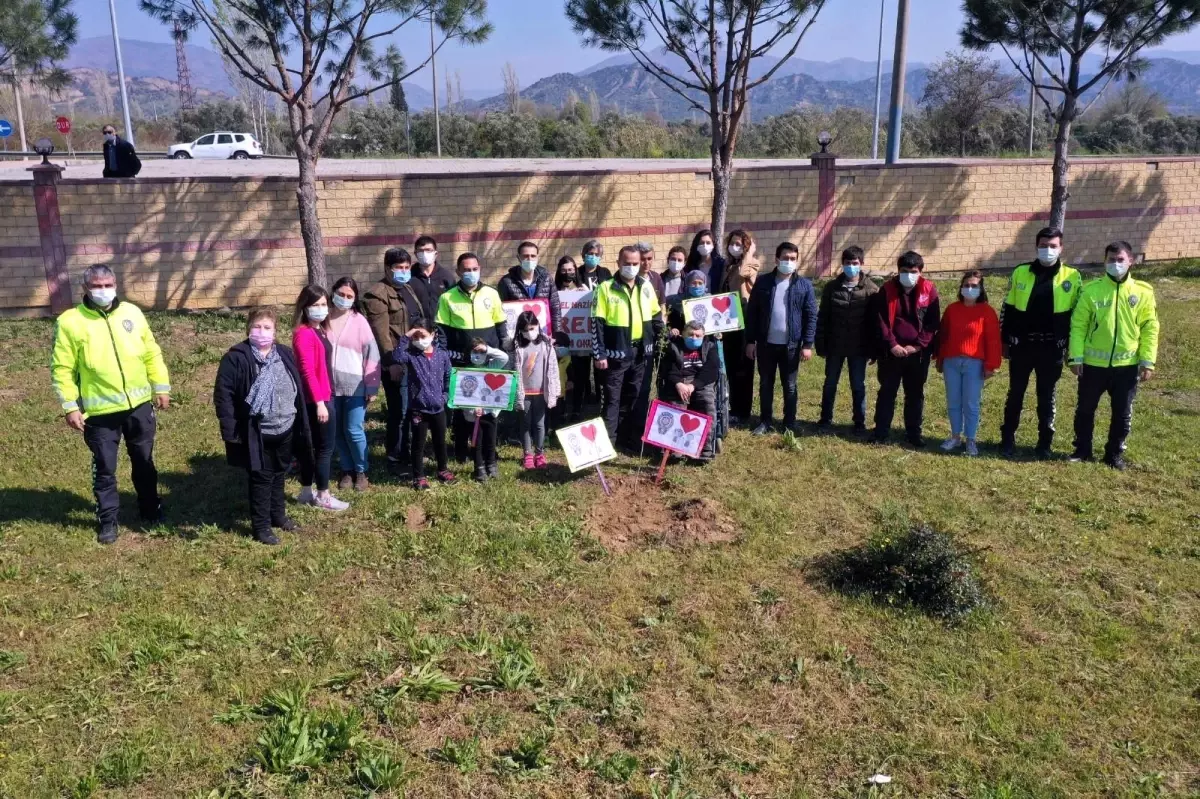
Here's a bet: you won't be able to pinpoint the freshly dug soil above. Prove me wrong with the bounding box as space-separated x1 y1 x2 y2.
584 475 737 553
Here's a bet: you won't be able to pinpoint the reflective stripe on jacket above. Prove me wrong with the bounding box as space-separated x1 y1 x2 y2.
1068 275 1159 369
51 299 170 417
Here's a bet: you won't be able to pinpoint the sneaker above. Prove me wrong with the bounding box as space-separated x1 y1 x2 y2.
964 440 979 457
273 517 299 532
97 524 119 545
337 472 354 491
1034 447 1053 461
1104 454 1128 471
728 414 741 428
436 470 458 485
1000 441 1017 459
354 473 370 492
254 530 280 545
940 436 963 452
313 493 349 512
473 468 489 483
752 423 772 436
487 462 500 479
870 431 889 445
297 486 316 505
413 477 431 491
523 453 536 470
534 453 548 469
1068 450 1094 463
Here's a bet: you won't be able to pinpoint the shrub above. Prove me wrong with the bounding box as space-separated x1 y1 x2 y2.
809 523 990 622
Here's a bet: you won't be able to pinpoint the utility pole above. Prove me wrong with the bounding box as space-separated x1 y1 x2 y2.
430 14 441 157
884 0 909 164
11 74 28 158
1027 58 1038 157
108 0 136 145
871 0 886 160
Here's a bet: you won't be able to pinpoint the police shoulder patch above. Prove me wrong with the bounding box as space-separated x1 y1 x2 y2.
1129 295 1139 307
122 319 134 333
482 296 493 310
1061 280 1072 292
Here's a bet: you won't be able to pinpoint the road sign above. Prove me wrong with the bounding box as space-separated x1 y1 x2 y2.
55 117 71 135
0 120 11 137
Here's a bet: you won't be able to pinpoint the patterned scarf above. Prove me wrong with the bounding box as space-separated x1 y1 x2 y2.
245 345 285 419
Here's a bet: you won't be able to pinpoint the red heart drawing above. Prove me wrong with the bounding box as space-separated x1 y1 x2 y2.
711 296 732 313
523 303 541 315
680 414 701 433
581 424 598 443
484 373 507 390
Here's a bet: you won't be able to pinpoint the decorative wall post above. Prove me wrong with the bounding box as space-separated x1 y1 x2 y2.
811 149 837 277
29 163 71 314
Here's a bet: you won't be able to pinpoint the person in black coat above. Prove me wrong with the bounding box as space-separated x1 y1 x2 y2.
102 125 141 179
411 235 458 323
496 240 561 333
658 321 721 461
214 308 311 545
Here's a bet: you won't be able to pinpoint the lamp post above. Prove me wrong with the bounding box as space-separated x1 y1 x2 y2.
107 0 135 146
870 0 886 160
884 0 910 164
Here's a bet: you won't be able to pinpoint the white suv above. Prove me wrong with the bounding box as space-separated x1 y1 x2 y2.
168 132 263 160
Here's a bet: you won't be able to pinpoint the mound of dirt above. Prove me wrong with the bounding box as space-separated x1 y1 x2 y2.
584 475 737 553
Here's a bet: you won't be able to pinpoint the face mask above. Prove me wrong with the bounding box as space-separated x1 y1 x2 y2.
687 284 706 298
249 329 275 349
697 243 714 257
520 258 537 273
561 270 576 283
1037 247 1059 266
668 259 685 273
104 133 116 143
898 272 920 289
306 305 328 322
728 244 743 258
961 286 981 301
777 259 798 275
460 271 480 288
416 251 436 266
523 329 540 342
333 294 354 310
842 264 861 279
470 352 487 365
413 337 432 351
619 264 639 281
1106 261 1129 279
392 268 411 285
88 287 116 307
583 254 601 268
685 336 704 349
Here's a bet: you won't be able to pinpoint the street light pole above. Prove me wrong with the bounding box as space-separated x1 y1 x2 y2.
884 0 909 164
430 14 441 157
107 0 136 146
870 0 886 160
1027 59 1038 156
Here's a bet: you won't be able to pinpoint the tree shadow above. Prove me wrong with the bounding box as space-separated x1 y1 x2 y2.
0 487 95 529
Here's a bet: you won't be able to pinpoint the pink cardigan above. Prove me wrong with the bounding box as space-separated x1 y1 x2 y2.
292 324 332 403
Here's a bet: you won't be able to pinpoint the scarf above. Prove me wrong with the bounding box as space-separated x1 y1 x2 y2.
245 345 286 419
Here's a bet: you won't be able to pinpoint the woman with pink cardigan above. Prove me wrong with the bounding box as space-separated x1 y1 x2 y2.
327 277 381 490
292 285 350 511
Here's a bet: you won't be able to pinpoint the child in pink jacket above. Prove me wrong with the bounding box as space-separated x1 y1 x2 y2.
292 285 350 511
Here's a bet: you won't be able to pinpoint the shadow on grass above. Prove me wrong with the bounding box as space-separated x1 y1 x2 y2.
156 453 254 539
0 487 96 529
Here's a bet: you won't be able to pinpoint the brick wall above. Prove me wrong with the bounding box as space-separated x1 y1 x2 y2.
2 156 1197 314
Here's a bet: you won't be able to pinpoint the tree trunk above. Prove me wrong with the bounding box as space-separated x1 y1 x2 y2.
1049 95 1076 231
295 152 328 288
711 158 730 252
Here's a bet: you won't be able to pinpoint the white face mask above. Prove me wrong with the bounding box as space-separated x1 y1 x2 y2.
697 243 714 257
416 251 436 266
520 258 537 273
1037 247 1060 266
777 259 798 275
898 272 920 289
1106 261 1129 279
413 337 432 351
619 264 639 280
470 352 487 365
306 305 328 322
104 133 116 144
728 244 743 258
89 287 117 307
523 329 540 341
667 259 685 273
332 294 354 310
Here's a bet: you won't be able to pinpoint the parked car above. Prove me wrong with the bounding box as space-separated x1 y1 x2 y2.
168 132 263 160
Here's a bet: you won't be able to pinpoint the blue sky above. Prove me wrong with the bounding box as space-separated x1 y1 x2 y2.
82 0 1200 92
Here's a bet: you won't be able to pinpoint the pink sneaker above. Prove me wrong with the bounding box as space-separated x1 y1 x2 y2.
534 453 548 469
522 453 535 470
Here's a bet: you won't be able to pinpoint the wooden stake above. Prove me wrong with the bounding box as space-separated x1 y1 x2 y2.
596 465 612 496
654 450 669 484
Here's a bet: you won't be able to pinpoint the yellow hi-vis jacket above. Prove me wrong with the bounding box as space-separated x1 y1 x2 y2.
1068 275 1159 369
51 299 171 417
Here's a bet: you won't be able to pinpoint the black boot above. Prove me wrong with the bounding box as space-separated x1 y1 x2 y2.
97 523 119 545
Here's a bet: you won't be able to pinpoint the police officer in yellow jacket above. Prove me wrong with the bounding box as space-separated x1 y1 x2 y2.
1068 241 1159 470
51 265 171 543
591 244 663 448
999 227 1082 459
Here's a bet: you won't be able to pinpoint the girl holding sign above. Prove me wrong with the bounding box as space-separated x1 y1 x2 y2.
514 311 562 469
468 339 511 482
391 327 457 491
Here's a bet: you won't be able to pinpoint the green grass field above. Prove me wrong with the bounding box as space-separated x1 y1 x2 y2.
0 274 1197 798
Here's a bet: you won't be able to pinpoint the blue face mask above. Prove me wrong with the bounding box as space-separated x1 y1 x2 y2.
460 271 480 288
687 284 706 298
685 336 704 349
842 264 861 279
961 286 981 301
583 254 602 268
392 268 411 285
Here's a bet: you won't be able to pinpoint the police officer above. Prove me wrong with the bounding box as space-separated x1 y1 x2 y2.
1068 241 1159 470
999 227 1082 459
592 245 663 448
51 265 171 543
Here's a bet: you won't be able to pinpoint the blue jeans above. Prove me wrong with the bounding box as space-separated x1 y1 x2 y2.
334 395 369 474
820 355 869 426
943 356 984 440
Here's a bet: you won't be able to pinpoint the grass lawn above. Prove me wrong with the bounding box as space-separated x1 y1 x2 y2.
0 273 1197 798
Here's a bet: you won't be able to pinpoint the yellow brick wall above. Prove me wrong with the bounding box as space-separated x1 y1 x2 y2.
2 157 1196 313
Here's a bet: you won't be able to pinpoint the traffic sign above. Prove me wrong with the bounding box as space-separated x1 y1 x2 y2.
55 117 71 135
0 120 11 138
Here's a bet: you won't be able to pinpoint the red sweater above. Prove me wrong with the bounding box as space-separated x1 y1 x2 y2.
292 325 332 403
938 301 1001 373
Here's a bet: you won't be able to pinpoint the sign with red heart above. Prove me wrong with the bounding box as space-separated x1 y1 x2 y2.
502 298 551 341
483 373 507 391
682 291 743 335
555 418 616 472
642 399 713 459
447 367 518 411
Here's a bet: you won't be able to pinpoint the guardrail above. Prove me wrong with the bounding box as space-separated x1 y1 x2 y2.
0 151 292 160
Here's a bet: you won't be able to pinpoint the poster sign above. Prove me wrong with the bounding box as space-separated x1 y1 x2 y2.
503 299 551 341
642 399 713 459
447 368 517 411
557 289 593 355
683 292 743 334
555 418 616 472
